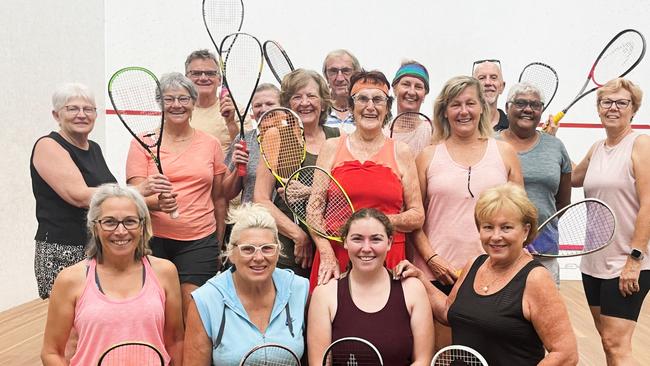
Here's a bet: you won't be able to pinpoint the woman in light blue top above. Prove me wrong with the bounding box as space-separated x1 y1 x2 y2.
183 203 309 366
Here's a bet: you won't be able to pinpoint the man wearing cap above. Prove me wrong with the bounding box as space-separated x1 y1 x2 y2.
392 60 430 114
322 49 362 133
472 59 508 131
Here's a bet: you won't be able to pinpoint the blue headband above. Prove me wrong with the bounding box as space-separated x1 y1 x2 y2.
392 63 430 93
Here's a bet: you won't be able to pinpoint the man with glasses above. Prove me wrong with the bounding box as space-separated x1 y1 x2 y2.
322 49 362 133
472 59 509 131
185 49 239 155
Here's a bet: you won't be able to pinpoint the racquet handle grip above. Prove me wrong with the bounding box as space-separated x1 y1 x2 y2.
237 140 247 177
169 209 179 219
552 111 565 125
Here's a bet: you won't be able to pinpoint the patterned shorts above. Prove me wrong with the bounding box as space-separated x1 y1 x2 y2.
34 240 86 299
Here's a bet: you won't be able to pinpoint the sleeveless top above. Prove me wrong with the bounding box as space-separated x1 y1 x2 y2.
415 138 507 275
332 274 413 365
583 131 650 277
274 125 340 275
30 132 116 246
70 257 170 365
309 135 405 290
447 255 544 366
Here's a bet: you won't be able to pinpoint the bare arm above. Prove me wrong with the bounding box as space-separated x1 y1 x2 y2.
496 140 524 185
554 172 572 211
402 278 434 366
524 268 578 365
221 141 248 200
150 257 184 365
182 299 213 366
388 142 425 232
571 143 597 187
212 174 226 246
307 282 336 365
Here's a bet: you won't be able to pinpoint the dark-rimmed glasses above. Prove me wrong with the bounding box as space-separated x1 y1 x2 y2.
187 70 220 78
598 99 631 110
508 99 544 112
472 59 501 74
94 217 143 231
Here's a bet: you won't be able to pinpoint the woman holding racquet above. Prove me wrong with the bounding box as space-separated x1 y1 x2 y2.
310 70 424 290
308 208 433 365
410 75 522 350
573 78 650 365
396 184 578 365
183 203 309 365
253 69 340 277
127 72 227 316
30 83 172 299
497 82 572 286
41 184 183 365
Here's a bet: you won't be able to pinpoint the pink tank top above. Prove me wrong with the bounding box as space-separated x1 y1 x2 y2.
415 138 508 275
70 257 170 365
583 132 650 278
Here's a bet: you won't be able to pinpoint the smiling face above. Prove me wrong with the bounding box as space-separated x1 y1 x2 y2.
506 92 543 133
473 62 505 105
325 54 355 99
96 197 142 260
186 58 221 98
52 97 97 138
162 87 195 125
231 227 279 283
288 79 323 126
252 89 281 121
351 88 389 132
479 209 530 265
444 85 483 138
344 217 392 271
597 88 635 130
394 76 427 113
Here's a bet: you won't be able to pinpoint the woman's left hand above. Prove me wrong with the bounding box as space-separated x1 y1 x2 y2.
619 256 642 297
138 173 173 197
392 260 425 281
231 142 249 165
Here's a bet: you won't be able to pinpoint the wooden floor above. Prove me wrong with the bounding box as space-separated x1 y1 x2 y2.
0 281 648 365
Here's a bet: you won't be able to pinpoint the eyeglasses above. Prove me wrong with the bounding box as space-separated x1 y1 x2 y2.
472 59 501 73
162 95 193 106
509 99 544 112
236 243 279 257
467 166 474 198
352 95 388 106
598 99 631 110
187 70 220 78
326 67 354 78
94 217 143 231
63 105 97 115
289 93 320 104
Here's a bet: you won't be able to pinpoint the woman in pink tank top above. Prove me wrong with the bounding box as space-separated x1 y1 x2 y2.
410 76 522 351
41 184 183 365
572 78 650 365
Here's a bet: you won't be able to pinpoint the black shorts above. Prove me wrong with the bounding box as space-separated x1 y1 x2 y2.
150 232 221 287
582 271 650 321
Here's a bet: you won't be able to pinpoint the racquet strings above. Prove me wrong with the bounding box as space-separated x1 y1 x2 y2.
109 69 162 147
433 348 485 366
240 345 300 366
99 343 163 366
264 41 294 83
519 64 558 112
390 112 432 155
593 30 645 85
323 339 382 366
221 33 263 133
202 0 243 54
285 167 353 241
258 109 304 179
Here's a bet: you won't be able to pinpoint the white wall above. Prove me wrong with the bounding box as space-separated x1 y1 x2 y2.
2 0 650 311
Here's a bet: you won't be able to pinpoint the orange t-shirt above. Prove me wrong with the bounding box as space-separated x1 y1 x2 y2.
126 130 226 240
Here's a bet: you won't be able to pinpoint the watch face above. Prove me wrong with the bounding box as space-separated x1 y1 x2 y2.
631 249 644 259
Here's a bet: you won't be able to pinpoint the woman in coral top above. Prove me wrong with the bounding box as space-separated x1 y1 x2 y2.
311 70 424 290
41 184 183 365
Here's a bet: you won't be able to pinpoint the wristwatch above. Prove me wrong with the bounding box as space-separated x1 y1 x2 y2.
630 248 645 261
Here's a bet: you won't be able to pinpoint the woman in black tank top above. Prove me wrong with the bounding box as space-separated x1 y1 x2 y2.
307 208 433 365
394 184 578 365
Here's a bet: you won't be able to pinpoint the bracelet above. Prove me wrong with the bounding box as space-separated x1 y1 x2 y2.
426 254 438 265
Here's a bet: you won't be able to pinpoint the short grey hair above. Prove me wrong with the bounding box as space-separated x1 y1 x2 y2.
256 83 281 95
322 49 362 78
184 49 221 77
225 203 282 257
86 184 153 262
158 72 199 101
52 82 96 111
506 82 546 105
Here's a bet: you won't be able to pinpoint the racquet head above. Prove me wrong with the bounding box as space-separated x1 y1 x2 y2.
263 40 295 84
322 337 383 366
220 32 264 139
528 198 616 257
108 66 164 173
201 0 244 55
591 29 646 86
388 112 433 156
97 341 164 366
256 107 305 182
239 344 301 366
285 166 354 242
518 62 559 113
431 345 488 366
